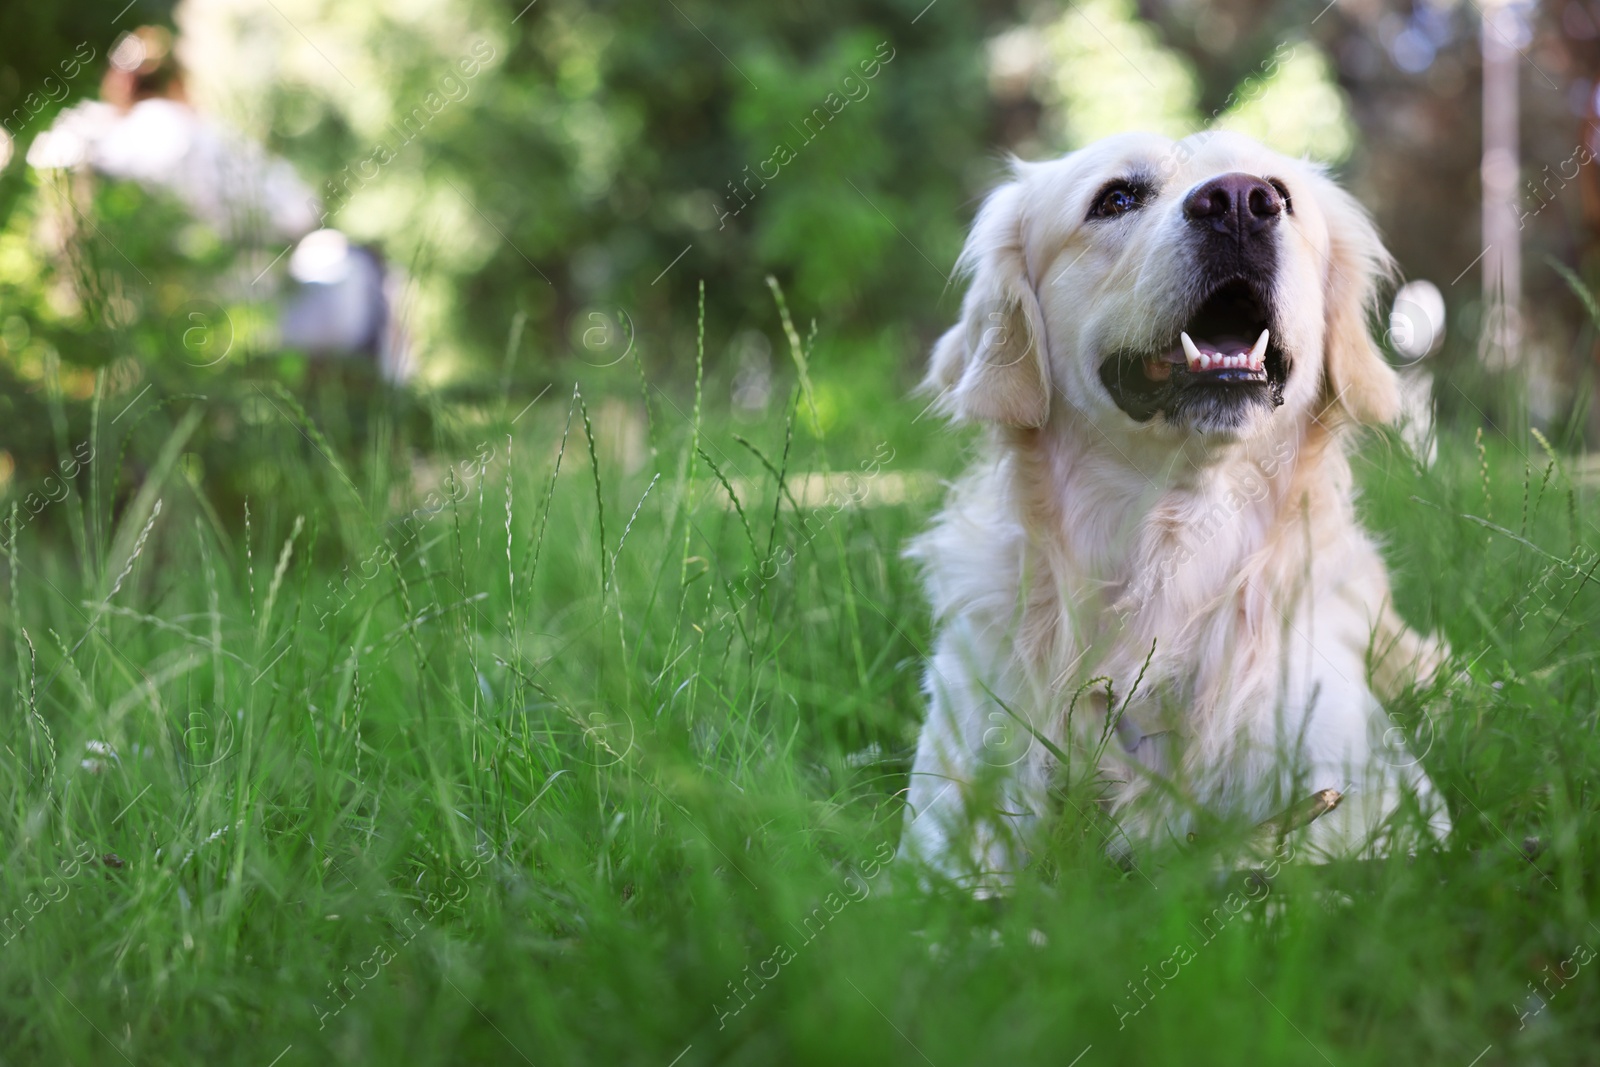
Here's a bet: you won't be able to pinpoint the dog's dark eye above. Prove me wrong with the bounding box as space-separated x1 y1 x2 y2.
1089 182 1145 220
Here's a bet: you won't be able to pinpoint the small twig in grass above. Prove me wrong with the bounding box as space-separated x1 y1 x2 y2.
1247 788 1343 850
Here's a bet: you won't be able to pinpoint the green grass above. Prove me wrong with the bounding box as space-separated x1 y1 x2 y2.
2 327 1598 1066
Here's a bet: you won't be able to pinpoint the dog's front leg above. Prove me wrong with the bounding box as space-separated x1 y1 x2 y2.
1274 611 1454 858
898 620 1049 893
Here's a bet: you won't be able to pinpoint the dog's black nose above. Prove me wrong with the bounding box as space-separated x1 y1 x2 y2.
1183 173 1282 238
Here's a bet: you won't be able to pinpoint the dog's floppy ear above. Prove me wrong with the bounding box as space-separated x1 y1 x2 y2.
1319 182 1401 425
926 179 1051 428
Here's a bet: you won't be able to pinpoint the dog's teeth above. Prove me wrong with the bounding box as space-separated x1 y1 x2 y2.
1180 331 1204 370
1248 328 1269 367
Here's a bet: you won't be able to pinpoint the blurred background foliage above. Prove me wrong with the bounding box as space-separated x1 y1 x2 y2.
3 0 1600 519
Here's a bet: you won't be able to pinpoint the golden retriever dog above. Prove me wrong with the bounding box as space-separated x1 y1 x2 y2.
899 131 1450 889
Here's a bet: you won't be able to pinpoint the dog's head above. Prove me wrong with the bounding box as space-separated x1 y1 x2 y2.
928 131 1400 440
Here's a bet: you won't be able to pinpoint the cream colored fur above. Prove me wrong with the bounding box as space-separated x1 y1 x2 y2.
900 131 1450 888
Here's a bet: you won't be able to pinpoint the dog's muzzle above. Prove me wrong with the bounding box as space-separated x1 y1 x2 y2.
1098 173 1290 429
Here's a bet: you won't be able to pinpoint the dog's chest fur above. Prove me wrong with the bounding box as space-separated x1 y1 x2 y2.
913 419 1375 800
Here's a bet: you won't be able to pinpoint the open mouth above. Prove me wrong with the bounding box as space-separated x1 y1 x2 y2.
1099 280 1289 425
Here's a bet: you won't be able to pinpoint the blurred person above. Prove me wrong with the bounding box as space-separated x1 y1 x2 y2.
28 26 319 243
26 26 410 380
